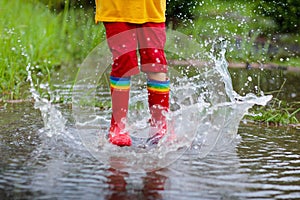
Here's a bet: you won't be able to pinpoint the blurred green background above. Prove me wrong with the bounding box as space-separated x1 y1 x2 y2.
0 0 299 100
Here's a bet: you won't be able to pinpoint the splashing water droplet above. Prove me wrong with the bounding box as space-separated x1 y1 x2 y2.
26 29 272 173
26 64 73 140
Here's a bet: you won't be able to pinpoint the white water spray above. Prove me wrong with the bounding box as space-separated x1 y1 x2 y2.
70 29 272 171
27 29 272 172
26 64 73 139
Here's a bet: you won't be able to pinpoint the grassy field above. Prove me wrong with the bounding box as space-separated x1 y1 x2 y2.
0 0 299 101
0 0 104 100
0 0 299 125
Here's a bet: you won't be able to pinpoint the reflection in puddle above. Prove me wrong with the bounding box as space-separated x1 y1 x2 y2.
0 104 300 199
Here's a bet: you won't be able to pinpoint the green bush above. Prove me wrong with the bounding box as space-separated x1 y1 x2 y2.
256 0 300 33
166 0 198 29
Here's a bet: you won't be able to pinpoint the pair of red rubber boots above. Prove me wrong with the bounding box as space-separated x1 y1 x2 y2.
108 80 169 147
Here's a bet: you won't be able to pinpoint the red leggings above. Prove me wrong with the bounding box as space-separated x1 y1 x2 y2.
104 22 168 77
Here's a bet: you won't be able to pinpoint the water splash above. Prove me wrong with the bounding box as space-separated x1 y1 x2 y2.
70 29 272 172
190 48 272 157
27 29 272 172
26 64 73 139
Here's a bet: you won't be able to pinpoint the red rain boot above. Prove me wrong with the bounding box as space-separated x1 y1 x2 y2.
146 79 170 145
108 76 132 147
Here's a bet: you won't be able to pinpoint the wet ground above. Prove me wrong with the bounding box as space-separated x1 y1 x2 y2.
0 68 300 199
0 102 299 199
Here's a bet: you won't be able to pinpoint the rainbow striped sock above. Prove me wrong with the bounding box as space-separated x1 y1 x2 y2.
147 79 170 94
110 76 130 91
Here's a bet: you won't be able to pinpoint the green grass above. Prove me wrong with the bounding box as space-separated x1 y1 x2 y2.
0 0 299 126
1 0 299 101
247 99 300 126
245 78 300 126
0 0 104 100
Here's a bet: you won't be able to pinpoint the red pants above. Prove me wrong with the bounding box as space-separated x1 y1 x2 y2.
104 22 168 77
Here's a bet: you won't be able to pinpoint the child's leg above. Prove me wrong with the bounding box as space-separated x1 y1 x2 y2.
104 22 140 146
137 23 170 144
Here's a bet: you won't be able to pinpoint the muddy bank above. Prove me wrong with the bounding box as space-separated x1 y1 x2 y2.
169 60 300 72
